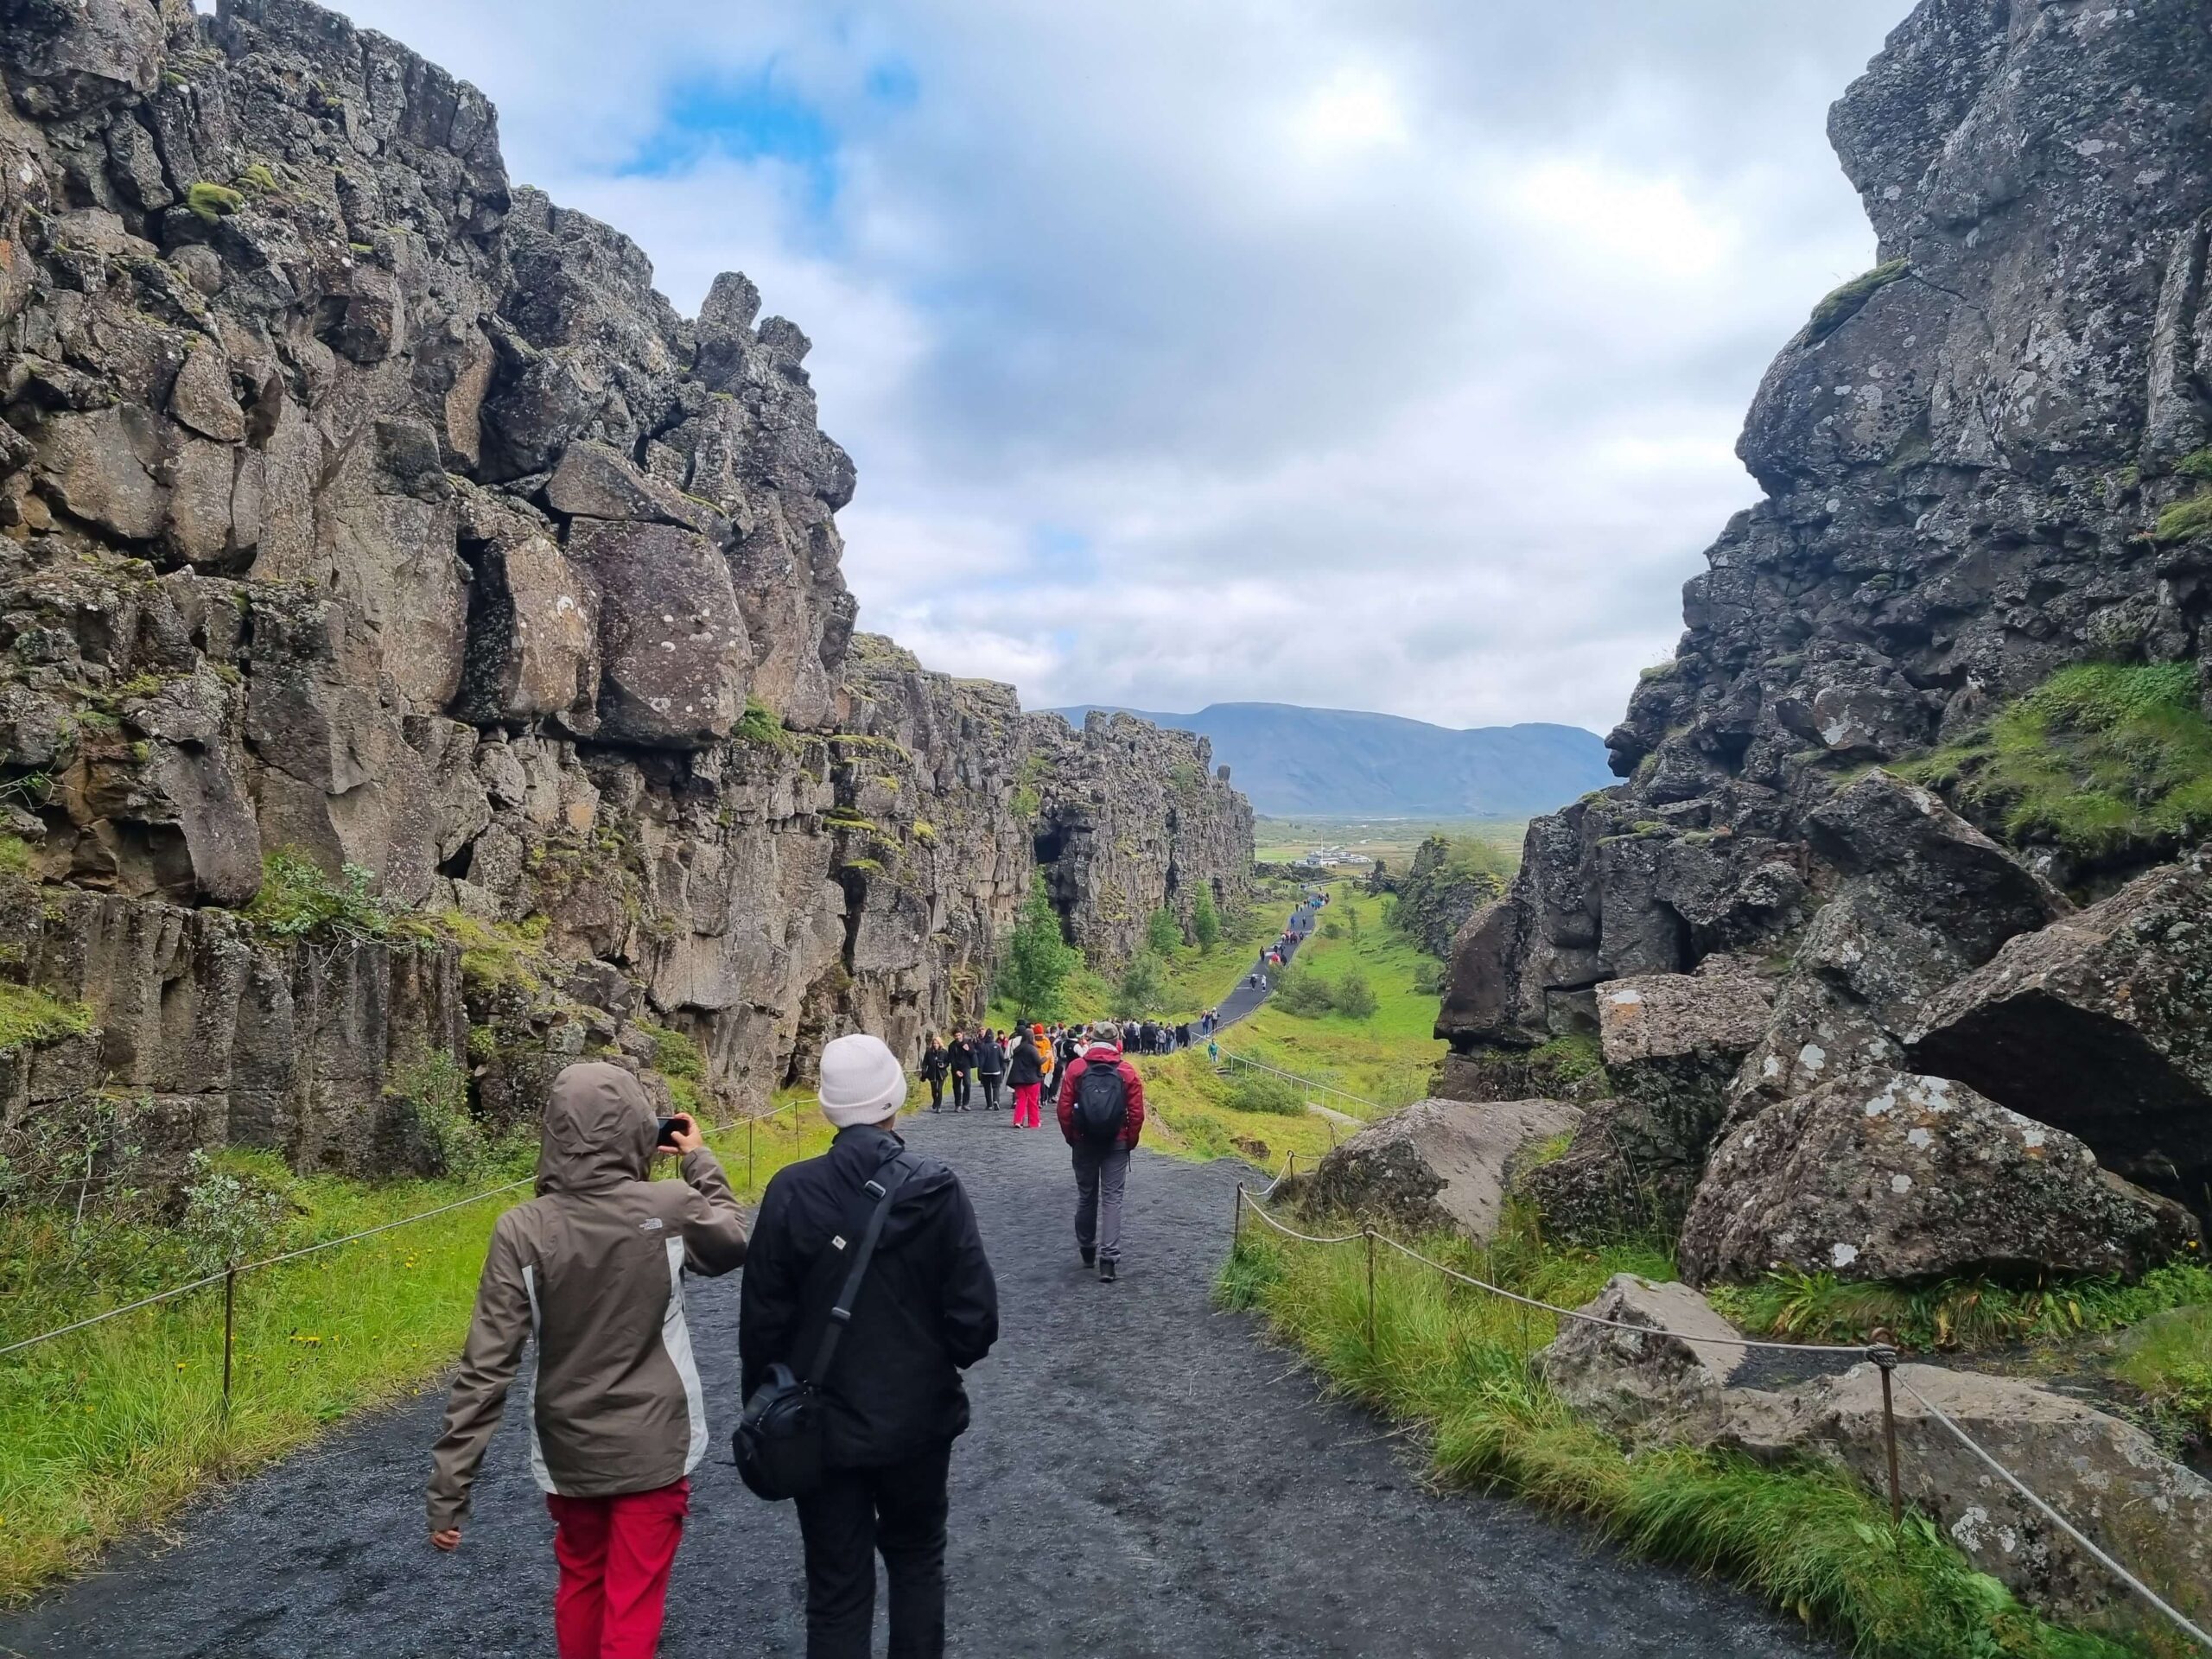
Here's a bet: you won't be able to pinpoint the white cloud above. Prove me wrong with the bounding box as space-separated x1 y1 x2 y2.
329 0 1912 734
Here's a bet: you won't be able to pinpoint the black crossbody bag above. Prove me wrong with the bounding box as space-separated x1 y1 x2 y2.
734 1149 915 1501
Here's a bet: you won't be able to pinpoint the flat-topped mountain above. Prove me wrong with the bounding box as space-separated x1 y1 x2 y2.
1046 702 1611 818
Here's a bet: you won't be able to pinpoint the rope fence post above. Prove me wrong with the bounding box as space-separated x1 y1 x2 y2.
220 1261 237 1417
747 1111 756 1192
1871 1330 1903 1525
1233 1182 1245 1247
1363 1227 1376 1353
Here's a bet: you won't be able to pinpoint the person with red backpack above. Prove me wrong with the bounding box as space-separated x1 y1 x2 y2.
1055 1021 1146 1283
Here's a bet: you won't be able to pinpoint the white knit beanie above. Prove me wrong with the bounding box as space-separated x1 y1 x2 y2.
818 1033 906 1128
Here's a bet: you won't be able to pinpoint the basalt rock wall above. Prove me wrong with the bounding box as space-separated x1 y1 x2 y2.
1446 0 2212 1057
0 0 1250 1181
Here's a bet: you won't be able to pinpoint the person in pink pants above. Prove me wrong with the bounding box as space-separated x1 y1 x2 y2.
1007 1028 1047 1128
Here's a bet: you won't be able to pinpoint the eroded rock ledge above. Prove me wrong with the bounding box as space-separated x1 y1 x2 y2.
0 0 1251 1178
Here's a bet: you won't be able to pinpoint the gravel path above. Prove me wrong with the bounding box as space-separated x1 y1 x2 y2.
0 1114 1824 1658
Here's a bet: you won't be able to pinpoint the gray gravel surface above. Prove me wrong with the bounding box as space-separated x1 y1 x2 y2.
0 1113 1825 1657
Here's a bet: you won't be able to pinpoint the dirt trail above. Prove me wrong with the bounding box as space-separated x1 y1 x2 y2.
0 1114 1823 1658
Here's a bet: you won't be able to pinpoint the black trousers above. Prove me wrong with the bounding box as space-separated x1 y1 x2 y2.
794 1445 953 1659
950 1070 970 1107
979 1073 1002 1109
925 1075 943 1109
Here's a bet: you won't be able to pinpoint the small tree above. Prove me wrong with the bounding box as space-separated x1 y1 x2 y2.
1113 950 1168 1019
1146 906 1183 957
1274 963 1336 1019
1334 969 1379 1020
1192 889 1222 949
997 876 1080 1023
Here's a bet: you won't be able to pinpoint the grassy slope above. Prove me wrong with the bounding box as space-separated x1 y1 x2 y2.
1223 1220 2141 1659
1219 891 1447 1116
0 1094 846 1604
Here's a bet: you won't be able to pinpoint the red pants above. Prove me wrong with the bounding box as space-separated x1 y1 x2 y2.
546 1479 690 1659
1013 1083 1042 1128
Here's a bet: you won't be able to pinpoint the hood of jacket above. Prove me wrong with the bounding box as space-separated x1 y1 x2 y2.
537 1062 658 1195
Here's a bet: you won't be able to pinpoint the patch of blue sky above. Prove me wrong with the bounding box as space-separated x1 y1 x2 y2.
621 66 842 217
866 56 919 107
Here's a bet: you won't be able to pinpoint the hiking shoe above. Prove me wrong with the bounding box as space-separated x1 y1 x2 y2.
1080 1247 1096 1268
1098 1259 1117 1283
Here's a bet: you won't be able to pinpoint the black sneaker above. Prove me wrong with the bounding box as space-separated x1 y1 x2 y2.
1080 1247 1096 1268
1098 1259 1117 1283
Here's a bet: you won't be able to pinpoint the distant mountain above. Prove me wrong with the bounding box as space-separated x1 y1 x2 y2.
1041 702 1614 818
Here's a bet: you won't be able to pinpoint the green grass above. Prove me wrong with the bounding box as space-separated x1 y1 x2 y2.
1221 1215 2139 1659
0 836 33 880
1899 663 2212 865
184 181 243 223
1711 1263 2212 1353
0 983 92 1057
2113 1307 2212 1434
1134 1048 1341 1171
1223 893 1446 1115
1808 258 1910 339
0 1099 838 1605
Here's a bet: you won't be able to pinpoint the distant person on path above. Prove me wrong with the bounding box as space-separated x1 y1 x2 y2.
1207 1035 1219 1065
740 1033 1000 1659
425 1062 749 1659
946 1029 974 1111
1007 1027 1046 1128
1057 1022 1147 1283
919 1034 948 1113
976 1028 1007 1111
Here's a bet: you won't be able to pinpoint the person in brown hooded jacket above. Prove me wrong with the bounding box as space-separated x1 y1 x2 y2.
426 1061 748 1659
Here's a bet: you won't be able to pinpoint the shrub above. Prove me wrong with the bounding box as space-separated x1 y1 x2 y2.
1227 1071 1306 1117
384 1050 506 1183
1145 907 1183 956
1112 950 1167 1019
0 834 33 879
245 851 391 941
1192 890 1222 949
177 1151 290 1274
1333 970 1379 1020
735 697 799 753
1273 963 1337 1019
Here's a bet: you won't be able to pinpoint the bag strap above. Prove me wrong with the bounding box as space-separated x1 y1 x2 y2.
801 1148 916 1384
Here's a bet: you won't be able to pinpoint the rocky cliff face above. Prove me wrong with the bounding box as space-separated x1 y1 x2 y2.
0 0 1249 1182
1445 0 2212 1259
1450 0 2212 1052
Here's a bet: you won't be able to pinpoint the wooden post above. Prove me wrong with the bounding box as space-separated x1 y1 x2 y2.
1232 1181 1245 1246
1364 1228 1377 1353
747 1112 756 1192
220 1263 237 1416
1872 1330 1903 1523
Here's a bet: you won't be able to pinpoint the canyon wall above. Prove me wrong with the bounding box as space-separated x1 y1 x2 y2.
0 0 1249 1179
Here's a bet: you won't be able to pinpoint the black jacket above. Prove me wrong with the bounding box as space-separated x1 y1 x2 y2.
1007 1036 1045 1088
974 1037 1006 1077
739 1125 998 1466
919 1044 947 1082
946 1039 974 1073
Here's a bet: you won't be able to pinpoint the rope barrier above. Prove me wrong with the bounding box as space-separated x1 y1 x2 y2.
0 1091 810 1364
1233 1182 2212 1652
1215 1048 1382 1114
1893 1376 2212 1652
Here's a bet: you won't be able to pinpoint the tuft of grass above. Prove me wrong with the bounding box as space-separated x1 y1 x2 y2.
2113 1306 2212 1433
0 835 35 880
0 983 92 1057
184 181 243 223
434 912 551 992
1711 1263 2212 1352
735 697 799 754
1222 1219 2136 1658
1807 257 1910 340
1226 1069 1308 1117
2153 493 2212 546
1898 662 2212 865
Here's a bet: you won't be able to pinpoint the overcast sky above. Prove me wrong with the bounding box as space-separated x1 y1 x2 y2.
329 0 1911 734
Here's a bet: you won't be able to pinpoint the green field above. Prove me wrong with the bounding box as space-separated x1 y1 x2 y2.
1255 816 1526 870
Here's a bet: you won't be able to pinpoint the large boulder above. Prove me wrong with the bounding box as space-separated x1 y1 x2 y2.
1517 973 1775 1239
1434 898 1528 1048
1726 1363 2212 1638
1729 772 2069 1117
568 517 750 748
1681 1071 2196 1287
1907 857 2212 1211
1287 1098 1580 1243
1533 1273 1751 1442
